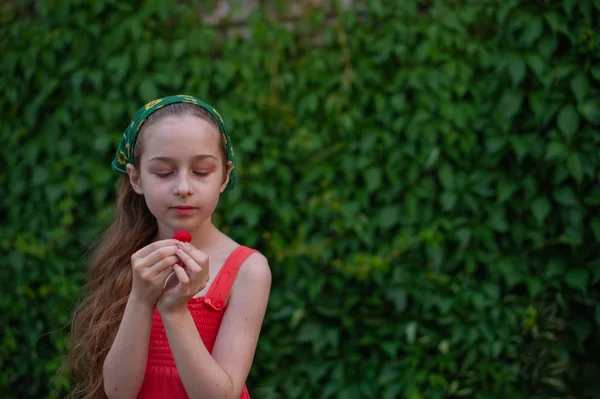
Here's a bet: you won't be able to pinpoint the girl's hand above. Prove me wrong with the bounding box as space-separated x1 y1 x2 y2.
156 242 210 314
130 239 181 306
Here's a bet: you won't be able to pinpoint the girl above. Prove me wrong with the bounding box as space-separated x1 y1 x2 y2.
66 95 272 399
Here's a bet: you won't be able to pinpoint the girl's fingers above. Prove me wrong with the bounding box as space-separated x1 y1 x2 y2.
149 254 180 273
134 239 180 259
186 247 209 267
176 248 202 273
173 264 189 285
157 264 177 282
143 246 179 268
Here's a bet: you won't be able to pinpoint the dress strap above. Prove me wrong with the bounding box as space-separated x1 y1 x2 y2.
204 246 257 311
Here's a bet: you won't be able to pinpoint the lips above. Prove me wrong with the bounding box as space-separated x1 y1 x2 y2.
171 206 198 215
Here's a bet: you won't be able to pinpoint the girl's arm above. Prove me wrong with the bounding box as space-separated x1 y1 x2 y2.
104 241 181 399
160 253 271 399
103 295 154 399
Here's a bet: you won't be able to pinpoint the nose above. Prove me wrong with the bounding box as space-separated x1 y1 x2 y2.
174 172 194 197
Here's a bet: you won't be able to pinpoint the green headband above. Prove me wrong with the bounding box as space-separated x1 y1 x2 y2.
111 94 236 192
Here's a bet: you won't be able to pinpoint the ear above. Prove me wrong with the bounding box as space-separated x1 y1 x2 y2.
220 161 233 193
126 164 144 194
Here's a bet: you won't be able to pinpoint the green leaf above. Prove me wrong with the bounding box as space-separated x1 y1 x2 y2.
538 35 558 59
391 93 407 112
508 54 526 86
438 340 450 355
440 191 458 211
568 152 583 183
591 218 600 242
532 197 551 224
497 179 517 203
290 308 306 329
137 42 152 68
32 167 49 185
545 259 565 278
107 54 130 84
586 188 600 205
455 228 471 249
498 260 522 288
542 377 567 391
139 80 158 101
172 39 187 59
526 54 547 83
578 100 600 125
472 292 486 310
521 16 543 46
579 1 593 18
529 91 546 121
545 141 568 160
553 186 579 207
495 90 523 121
381 341 399 357
509 136 529 162
405 321 417 344
297 322 322 342
438 164 455 189
557 105 580 142
486 137 506 154
527 278 542 297
424 147 440 169
563 0 578 17
365 167 382 193
379 206 400 230
570 72 589 103
489 208 508 232
545 11 571 38
565 269 589 292
387 288 407 313
560 227 583 246
591 65 600 81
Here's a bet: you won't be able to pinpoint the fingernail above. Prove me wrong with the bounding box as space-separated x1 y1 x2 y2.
177 249 184 255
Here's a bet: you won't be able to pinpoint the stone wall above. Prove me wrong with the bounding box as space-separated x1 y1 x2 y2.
196 0 359 35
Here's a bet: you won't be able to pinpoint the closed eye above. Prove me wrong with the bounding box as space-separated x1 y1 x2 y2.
194 172 210 177
156 172 173 178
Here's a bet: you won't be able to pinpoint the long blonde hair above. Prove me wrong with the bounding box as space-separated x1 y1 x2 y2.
65 103 226 398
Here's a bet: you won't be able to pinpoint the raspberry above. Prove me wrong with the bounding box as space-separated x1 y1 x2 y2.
173 230 192 242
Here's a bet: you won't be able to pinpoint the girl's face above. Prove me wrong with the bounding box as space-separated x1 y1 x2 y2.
127 114 231 238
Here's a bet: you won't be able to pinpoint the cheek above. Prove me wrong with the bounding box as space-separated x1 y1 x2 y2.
139 176 169 205
142 191 163 213
200 177 224 202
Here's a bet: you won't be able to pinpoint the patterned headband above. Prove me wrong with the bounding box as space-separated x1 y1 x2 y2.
111 94 236 192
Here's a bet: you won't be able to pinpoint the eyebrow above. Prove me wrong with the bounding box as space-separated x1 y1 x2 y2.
148 155 218 163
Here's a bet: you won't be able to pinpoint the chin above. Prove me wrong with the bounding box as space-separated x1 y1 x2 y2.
172 217 207 229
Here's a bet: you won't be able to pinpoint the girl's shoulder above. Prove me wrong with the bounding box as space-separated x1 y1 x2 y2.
214 232 270 280
224 242 270 295
211 235 270 304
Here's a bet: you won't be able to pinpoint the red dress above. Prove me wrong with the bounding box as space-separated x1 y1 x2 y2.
137 246 257 399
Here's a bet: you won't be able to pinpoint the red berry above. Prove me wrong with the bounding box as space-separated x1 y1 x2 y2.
173 230 192 242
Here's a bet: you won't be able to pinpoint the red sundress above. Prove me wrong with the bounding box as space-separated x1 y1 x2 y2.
137 246 257 399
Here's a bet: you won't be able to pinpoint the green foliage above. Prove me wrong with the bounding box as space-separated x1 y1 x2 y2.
1 0 600 398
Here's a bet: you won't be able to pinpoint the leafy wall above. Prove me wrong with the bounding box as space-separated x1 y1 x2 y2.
1 0 599 398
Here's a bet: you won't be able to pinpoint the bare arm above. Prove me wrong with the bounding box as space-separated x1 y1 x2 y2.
160 252 272 399
103 296 153 399
104 240 180 399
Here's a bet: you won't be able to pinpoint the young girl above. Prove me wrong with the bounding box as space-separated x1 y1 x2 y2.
66 95 272 399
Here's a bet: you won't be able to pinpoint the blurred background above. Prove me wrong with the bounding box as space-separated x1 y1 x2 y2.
1 0 600 398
